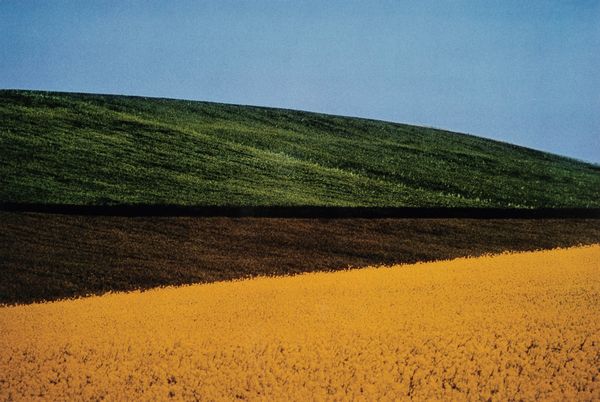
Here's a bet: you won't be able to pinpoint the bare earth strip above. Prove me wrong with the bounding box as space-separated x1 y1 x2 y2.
1 211 600 304
1 245 599 400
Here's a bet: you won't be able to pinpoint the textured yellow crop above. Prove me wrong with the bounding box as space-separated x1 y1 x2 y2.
1 245 599 400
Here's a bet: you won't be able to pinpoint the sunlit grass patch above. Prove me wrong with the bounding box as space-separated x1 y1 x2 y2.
2 90 599 207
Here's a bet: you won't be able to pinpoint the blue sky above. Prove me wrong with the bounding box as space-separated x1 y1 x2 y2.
1 0 599 163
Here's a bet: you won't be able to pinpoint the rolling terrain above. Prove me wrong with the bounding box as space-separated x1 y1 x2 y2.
2 246 599 400
1 89 599 400
1 89 599 304
2 90 599 208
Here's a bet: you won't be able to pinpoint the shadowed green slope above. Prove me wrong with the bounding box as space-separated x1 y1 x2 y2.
1 90 598 207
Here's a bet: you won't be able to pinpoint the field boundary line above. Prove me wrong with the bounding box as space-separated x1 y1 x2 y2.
1 204 600 219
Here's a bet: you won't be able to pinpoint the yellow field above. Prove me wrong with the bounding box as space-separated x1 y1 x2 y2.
1 245 599 401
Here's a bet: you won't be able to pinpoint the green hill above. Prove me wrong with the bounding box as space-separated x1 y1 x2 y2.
1 90 598 207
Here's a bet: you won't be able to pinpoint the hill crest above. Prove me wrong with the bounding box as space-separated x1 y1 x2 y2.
1 89 598 208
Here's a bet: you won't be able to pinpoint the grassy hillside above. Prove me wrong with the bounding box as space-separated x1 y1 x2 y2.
1 90 598 207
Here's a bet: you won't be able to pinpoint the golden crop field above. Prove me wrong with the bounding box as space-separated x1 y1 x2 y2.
1 245 599 401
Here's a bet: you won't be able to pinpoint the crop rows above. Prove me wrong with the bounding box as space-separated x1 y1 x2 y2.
3 212 600 304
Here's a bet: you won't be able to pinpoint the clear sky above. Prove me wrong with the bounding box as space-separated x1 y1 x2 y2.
2 0 599 163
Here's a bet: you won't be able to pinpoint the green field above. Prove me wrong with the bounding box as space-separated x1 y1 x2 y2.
1 90 598 207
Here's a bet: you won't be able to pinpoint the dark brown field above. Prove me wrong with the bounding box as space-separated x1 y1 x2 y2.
1 211 599 304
